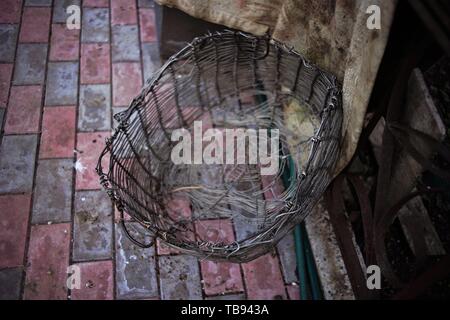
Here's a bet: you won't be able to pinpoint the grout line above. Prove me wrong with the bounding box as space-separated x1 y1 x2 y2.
29 220 73 227
232 223 249 300
67 0 83 301
14 0 32 300
0 26 21 148
136 0 162 300
18 0 53 300
107 0 118 301
38 155 76 161
3 132 42 137
71 257 115 264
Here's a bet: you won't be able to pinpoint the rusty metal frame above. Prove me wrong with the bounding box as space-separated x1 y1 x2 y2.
324 0 450 299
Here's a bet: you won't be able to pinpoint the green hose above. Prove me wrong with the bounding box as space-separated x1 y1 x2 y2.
304 225 323 300
257 80 322 299
293 224 310 299
282 155 323 300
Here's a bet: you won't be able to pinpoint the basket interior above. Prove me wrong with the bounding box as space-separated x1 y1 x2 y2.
99 31 342 262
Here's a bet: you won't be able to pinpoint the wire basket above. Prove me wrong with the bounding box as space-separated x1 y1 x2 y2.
97 30 342 262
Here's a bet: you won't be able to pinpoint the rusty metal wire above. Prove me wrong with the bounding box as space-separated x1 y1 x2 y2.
96 30 343 262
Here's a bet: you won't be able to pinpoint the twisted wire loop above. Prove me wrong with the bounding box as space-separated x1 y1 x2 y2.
96 30 343 262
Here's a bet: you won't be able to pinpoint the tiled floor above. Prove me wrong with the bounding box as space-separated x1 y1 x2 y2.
0 0 300 300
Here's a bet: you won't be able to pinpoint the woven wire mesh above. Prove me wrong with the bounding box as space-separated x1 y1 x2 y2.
97 30 343 262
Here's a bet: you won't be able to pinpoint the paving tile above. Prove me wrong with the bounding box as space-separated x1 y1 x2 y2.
78 84 111 131
167 194 192 221
45 62 78 105
49 24 80 61
141 42 160 81
0 268 23 300
158 255 203 300
0 25 18 63
0 64 13 108
114 206 132 222
261 175 285 201
138 0 154 8
73 190 113 261
80 43 110 84
4 85 42 134
0 194 31 269
191 164 231 220
156 238 180 255
139 9 156 42
25 0 52 5
286 284 300 300
81 8 109 43
277 232 298 284
0 0 22 23
0 135 37 193
83 0 109 7
24 223 71 300
75 131 109 190
40 106 76 158
53 0 81 23
111 25 140 62
116 222 158 299
242 252 287 300
111 0 137 25
231 177 266 241
32 159 73 224
232 211 261 242
112 62 142 107
195 219 244 296
156 195 192 255
13 44 48 85
195 220 235 246
70 260 114 300
19 7 51 43
205 293 246 300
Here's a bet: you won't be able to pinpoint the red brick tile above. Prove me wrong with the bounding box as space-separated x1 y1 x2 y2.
0 0 22 23
261 175 285 200
112 63 142 107
156 238 180 255
195 220 244 296
167 195 192 221
71 260 114 300
80 43 110 84
286 284 300 300
139 9 156 42
19 7 51 43
75 131 110 190
114 207 131 223
40 106 76 159
242 253 287 300
0 194 31 269
0 64 13 108
5 86 42 134
83 0 109 7
195 219 235 244
111 0 137 25
49 24 80 61
24 223 71 300
157 195 192 255
200 260 244 296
